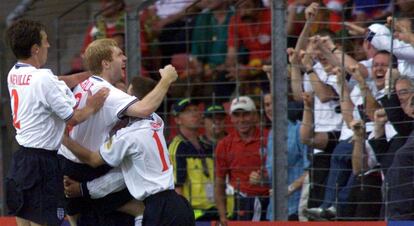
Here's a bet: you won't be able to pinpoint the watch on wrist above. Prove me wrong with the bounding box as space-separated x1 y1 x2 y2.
306 68 314 75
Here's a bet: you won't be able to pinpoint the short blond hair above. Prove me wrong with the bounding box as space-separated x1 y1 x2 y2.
84 38 118 75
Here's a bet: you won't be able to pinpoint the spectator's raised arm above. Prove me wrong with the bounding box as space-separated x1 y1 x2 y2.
350 120 367 175
301 42 337 103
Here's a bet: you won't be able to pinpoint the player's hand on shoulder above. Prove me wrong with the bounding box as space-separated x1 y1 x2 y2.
86 87 110 113
159 64 178 84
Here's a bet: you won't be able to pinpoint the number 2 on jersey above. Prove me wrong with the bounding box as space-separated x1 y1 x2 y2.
67 93 83 134
11 89 21 129
153 131 169 172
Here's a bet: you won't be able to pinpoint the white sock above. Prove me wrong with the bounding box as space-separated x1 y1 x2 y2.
135 215 143 226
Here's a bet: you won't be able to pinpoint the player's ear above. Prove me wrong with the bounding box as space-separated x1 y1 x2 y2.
102 60 110 69
31 44 40 56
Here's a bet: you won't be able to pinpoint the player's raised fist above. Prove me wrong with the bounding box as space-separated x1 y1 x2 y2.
159 64 178 84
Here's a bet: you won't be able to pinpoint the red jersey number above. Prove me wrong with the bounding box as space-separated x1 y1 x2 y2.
11 89 21 129
73 93 82 109
153 131 169 172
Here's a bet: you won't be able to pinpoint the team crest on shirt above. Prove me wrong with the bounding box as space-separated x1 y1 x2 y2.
150 121 162 131
105 137 113 150
57 208 65 220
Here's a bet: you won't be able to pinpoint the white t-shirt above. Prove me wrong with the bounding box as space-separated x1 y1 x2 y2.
58 76 137 163
303 62 343 132
339 80 379 141
7 63 76 150
155 0 194 18
100 113 174 201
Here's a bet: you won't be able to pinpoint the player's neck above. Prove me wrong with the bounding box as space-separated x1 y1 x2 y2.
100 73 115 85
19 58 40 68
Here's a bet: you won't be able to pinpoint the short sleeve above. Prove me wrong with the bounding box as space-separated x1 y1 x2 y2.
91 85 137 120
42 71 76 121
99 135 133 167
303 73 312 92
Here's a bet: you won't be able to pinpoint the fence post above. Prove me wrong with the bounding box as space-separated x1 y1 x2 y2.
125 0 158 82
125 8 139 81
271 0 288 221
54 0 90 75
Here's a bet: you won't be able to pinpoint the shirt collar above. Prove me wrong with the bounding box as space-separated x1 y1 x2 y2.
15 62 33 69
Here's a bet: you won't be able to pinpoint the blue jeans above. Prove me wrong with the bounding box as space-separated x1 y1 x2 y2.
321 139 353 209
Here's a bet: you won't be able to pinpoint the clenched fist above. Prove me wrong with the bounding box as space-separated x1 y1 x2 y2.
159 64 178 84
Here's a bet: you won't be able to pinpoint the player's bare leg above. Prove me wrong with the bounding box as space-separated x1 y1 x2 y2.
15 217 30 226
67 214 79 226
16 217 45 226
117 200 144 226
117 199 144 216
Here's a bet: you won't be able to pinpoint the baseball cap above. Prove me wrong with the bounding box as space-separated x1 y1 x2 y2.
204 104 226 118
172 98 195 116
230 96 256 113
366 23 391 51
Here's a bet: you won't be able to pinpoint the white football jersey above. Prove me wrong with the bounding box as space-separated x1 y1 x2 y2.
99 113 174 201
58 76 137 163
303 62 343 132
7 63 76 150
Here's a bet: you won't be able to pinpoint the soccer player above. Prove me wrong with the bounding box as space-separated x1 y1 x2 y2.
62 112 195 226
4 19 108 226
57 38 178 225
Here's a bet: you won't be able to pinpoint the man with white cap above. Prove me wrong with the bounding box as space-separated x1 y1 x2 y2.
364 23 414 77
214 96 269 225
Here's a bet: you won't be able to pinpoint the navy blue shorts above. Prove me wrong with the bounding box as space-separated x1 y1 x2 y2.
143 190 195 226
5 146 65 225
233 193 269 221
58 155 134 226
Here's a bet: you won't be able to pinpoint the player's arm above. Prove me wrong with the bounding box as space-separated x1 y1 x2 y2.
58 71 91 89
125 65 177 118
66 88 109 126
62 135 105 168
63 168 126 199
